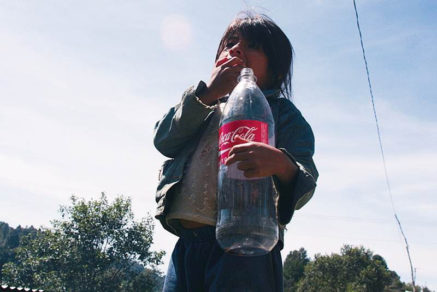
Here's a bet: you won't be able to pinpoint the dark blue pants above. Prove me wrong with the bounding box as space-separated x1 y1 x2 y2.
162 226 283 292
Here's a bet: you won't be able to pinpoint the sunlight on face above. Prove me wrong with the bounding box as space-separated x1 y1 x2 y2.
160 14 193 51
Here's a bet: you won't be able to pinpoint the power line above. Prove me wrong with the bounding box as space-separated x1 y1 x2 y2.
352 0 416 289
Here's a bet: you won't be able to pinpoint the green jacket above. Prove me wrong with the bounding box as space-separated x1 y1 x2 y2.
153 81 318 247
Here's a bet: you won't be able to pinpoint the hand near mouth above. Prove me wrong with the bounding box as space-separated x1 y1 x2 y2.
198 56 246 105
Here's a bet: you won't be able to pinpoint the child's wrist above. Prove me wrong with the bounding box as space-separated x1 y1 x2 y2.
198 86 220 105
275 151 298 184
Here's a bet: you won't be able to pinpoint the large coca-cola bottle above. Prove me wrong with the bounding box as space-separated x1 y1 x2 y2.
216 68 278 256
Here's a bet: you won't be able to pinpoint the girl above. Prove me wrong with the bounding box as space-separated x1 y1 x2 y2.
154 12 318 292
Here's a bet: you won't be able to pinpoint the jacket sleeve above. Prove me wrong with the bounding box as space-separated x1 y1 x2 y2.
153 81 216 158
273 98 319 226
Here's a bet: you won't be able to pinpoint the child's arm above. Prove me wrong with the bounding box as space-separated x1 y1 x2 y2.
272 99 318 225
153 82 216 158
154 57 245 158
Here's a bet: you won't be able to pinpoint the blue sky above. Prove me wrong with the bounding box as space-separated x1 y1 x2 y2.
1 0 436 289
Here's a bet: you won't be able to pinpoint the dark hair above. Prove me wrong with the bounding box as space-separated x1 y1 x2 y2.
216 12 294 99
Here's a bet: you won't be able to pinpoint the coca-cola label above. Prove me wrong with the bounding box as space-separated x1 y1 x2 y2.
218 120 268 165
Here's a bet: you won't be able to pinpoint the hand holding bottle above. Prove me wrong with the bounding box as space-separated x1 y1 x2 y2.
225 135 298 183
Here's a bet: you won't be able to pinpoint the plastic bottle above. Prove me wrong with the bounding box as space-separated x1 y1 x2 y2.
216 68 278 256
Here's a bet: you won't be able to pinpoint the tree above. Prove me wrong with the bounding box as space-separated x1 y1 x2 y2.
1 193 164 291
123 267 165 291
297 252 346 292
404 283 434 292
297 245 392 292
0 222 37 281
384 270 405 291
341 245 391 291
283 247 309 292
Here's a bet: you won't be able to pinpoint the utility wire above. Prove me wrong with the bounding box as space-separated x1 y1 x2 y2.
352 0 416 289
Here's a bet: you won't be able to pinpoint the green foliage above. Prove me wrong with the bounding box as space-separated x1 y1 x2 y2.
122 268 165 292
297 253 346 292
282 245 435 292
341 245 392 291
283 247 309 292
1 193 164 292
403 283 433 292
384 270 405 291
0 222 37 281
291 245 392 292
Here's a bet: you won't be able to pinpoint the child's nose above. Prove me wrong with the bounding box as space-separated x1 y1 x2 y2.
229 48 242 56
229 43 243 57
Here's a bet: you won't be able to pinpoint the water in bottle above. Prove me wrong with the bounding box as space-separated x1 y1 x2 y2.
216 68 278 256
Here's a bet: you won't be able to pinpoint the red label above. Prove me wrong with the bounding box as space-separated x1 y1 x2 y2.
218 120 268 165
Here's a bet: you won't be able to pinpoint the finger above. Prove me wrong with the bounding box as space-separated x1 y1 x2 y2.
221 64 245 75
235 135 250 143
228 136 253 156
236 161 255 171
228 146 251 158
243 169 260 178
221 56 245 68
225 152 251 166
215 56 230 67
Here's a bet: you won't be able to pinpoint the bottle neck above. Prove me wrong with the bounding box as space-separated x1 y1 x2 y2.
238 68 257 83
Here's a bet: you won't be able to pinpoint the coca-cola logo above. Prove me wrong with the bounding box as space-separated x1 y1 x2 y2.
218 120 268 165
219 126 257 146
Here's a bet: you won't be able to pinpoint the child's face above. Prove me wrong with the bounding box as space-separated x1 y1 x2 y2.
217 33 270 89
